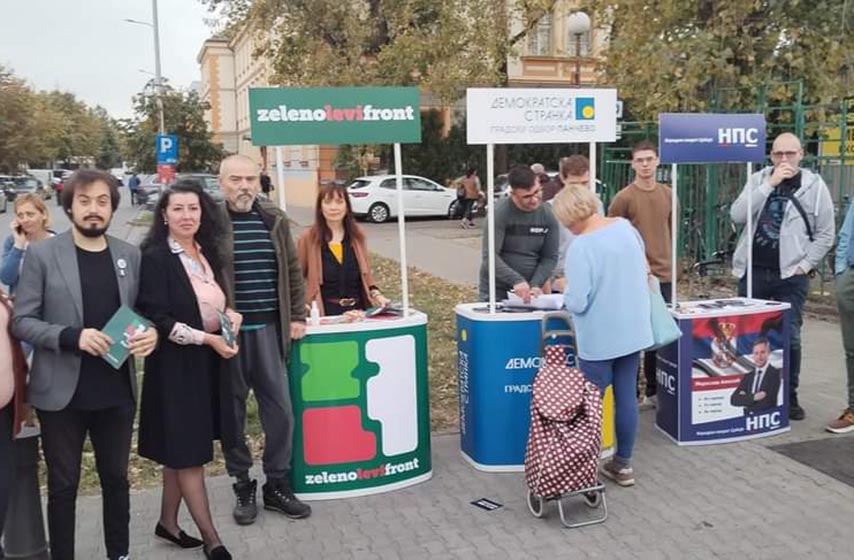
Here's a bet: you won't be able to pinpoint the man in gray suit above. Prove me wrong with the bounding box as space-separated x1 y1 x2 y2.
13 169 157 560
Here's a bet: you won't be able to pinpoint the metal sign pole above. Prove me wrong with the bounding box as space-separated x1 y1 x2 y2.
394 143 410 316
588 141 597 193
746 161 753 298
671 163 678 305
487 143 497 314
275 146 287 211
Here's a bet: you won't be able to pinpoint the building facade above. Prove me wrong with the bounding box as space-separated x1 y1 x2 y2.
507 0 605 87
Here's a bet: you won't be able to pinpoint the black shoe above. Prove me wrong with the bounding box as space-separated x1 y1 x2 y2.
204 545 232 560
789 394 806 421
263 478 312 519
232 478 258 525
154 522 203 549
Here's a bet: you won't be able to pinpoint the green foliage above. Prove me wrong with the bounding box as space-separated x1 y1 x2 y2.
588 0 854 120
122 87 225 173
203 0 557 103
0 65 115 172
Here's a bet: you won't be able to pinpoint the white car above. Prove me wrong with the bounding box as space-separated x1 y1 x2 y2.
347 175 459 223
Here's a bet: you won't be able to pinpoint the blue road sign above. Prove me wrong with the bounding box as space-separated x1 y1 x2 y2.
156 134 178 165
659 113 766 164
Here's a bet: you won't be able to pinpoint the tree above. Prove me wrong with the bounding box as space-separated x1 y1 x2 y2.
204 0 558 104
123 86 225 173
588 0 854 121
0 65 39 172
92 106 124 170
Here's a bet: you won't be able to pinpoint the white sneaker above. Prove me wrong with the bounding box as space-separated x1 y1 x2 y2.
639 395 657 410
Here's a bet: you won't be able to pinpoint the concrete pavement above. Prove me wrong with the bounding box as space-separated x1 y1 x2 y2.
58 203 854 558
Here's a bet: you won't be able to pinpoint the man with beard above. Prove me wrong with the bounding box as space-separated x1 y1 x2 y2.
216 154 311 525
13 169 158 560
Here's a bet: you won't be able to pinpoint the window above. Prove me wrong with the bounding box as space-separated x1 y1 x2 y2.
405 178 437 191
567 29 592 57
527 13 552 56
380 178 397 190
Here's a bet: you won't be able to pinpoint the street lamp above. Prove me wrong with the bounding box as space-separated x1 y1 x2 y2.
566 11 591 86
124 0 165 134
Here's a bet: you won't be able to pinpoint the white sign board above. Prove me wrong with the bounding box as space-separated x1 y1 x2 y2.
466 88 618 145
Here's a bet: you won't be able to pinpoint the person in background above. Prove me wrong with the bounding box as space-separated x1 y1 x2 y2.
478 166 559 303
459 167 481 229
546 155 603 293
297 182 389 320
530 162 551 188
827 198 854 433
217 154 311 526
12 169 158 560
137 181 241 560
608 140 672 410
553 185 652 488
128 173 140 207
0 287 28 559
730 132 834 421
260 171 273 199
1 194 54 295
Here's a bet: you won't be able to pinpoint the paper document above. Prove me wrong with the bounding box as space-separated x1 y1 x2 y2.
502 292 564 310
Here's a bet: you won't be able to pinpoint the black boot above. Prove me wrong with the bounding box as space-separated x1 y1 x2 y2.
789 392 806 421
232 478 258 525
263 477 312 519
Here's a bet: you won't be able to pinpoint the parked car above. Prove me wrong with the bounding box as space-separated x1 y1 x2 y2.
179 173 223 203
0 185 7 213
1 175 47 203
139 173 223 210
347 174 458 223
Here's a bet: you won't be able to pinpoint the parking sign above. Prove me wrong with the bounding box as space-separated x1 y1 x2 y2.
156 134 178 165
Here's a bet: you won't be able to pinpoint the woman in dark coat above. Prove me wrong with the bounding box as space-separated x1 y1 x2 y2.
137 181 241 560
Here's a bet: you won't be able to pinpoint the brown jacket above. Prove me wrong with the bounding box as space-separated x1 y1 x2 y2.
296 227 377 316
461 176 481 200
1 291 27 437
219 199 306 357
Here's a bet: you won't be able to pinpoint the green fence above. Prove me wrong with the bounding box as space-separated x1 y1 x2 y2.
598 95 854 286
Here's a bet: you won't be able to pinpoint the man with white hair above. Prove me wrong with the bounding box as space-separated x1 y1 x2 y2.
217 154 311 524
730 132 834 420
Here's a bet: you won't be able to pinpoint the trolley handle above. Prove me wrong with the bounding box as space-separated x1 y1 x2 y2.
540 311 576 354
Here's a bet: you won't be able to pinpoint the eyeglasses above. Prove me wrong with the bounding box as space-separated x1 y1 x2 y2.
771 150 800 159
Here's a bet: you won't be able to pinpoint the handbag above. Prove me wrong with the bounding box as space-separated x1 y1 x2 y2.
647 276 682 350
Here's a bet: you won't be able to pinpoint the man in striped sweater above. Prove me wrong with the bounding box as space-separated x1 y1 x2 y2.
217 154 311 525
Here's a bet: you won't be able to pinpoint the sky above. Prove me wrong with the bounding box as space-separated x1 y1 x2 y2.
0 0 218 119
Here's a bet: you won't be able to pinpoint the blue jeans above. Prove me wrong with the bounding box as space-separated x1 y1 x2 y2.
739 268 808 396
579 352 641 465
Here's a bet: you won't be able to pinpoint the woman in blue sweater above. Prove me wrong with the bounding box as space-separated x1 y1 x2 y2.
552 186 652 487
1 194 54 295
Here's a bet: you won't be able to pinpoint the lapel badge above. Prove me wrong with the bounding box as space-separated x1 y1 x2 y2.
117 258 127 277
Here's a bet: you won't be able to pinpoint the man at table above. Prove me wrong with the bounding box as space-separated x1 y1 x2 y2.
217 154 311 525
479 165 559 303
730 132 834 421
730 338 781 415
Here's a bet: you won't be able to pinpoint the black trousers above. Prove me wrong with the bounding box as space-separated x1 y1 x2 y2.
0 405 15 558
643 281 672 397
38 405 135 560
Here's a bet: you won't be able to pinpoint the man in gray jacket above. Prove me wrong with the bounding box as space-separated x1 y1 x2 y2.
13 169 158 560
730 132 835 420
479 165 559 302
